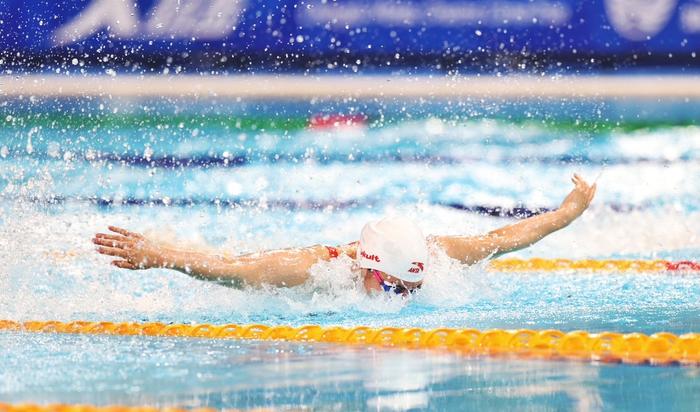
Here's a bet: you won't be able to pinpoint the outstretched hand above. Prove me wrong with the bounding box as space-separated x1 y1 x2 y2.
93 226 161 270
558 174 597 220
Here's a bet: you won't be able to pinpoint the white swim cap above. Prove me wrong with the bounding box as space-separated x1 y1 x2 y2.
357 216 428 282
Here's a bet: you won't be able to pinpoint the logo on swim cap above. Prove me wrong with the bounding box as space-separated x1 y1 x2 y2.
357 216 428 282
361 250 381 262
408 262 424 273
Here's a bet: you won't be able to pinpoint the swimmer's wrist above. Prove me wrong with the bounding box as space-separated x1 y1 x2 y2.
145 245 177 269
553 207 579 226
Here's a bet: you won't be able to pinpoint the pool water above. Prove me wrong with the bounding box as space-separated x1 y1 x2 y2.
1 96 699 410
3 332 700 411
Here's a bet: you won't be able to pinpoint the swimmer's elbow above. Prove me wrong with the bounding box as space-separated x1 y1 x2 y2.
434 235 501 265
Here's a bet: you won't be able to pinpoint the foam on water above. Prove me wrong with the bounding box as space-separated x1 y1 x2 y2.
3 116 700 162
2 193 699 332
2 155 699 208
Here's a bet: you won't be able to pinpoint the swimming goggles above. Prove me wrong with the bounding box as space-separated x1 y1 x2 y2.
371 269 421 295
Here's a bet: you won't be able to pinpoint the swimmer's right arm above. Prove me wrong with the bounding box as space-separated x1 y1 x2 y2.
92 226 350 288
433 174 596 264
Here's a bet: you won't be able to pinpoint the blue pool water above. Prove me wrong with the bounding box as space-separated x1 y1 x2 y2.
1 96 699 410
3 332 700 411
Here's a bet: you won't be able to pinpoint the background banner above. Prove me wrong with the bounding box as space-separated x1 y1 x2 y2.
1 0 699 66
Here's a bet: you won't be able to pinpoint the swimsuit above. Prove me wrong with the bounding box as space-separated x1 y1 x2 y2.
325 246 340 259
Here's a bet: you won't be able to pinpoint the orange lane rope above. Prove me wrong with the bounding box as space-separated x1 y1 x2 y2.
0 405 224 412
489 258 700 273
2 319 699 367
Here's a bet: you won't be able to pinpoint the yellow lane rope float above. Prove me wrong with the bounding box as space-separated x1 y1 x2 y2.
489 258 700 273
2 320 699 367
0 404 227 412
45 253 700 273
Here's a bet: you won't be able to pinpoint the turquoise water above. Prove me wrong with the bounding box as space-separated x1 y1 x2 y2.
2 332 700 411
1 97 699 410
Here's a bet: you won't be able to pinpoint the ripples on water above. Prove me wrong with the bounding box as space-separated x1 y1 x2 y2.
3 332 699 410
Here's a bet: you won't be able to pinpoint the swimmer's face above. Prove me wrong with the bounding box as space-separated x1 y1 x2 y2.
382 272 422 290
362 268 422 294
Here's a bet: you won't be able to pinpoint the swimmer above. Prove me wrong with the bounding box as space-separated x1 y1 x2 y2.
93 174 596 295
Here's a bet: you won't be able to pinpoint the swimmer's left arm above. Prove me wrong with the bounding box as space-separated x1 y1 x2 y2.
434 174 596 264
93 226 353 288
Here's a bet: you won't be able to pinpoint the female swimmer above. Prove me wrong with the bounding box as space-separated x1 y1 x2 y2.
93 174 596 296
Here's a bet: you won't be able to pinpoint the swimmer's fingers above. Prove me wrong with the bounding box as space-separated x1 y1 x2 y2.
95 233 127 242
92 237 128 249
572 174 593 193
572 176 585 191
96 246 128 259
560 174 595 217
572 173 586 187
112 260 138 270
108 226 144 239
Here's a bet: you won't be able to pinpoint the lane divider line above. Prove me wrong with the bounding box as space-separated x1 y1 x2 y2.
11 194 651 219
489 258 700 273
2 320 699 367
42 255 700 273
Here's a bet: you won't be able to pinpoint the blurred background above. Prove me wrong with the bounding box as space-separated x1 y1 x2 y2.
1 0 700 72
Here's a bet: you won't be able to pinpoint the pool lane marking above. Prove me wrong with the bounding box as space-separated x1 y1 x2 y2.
489 258 700 273
1 320 700 367
42 252 700 272
5 193 671 219
6 152 696 167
